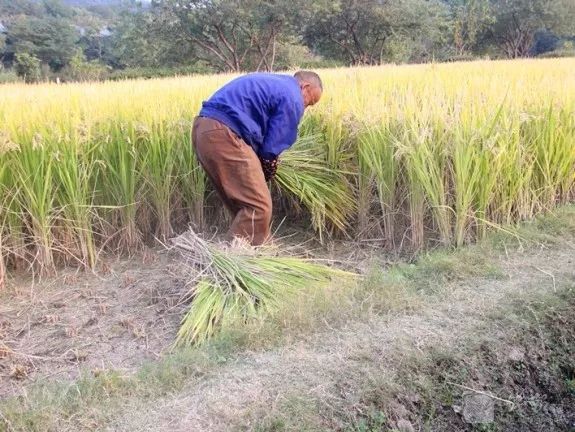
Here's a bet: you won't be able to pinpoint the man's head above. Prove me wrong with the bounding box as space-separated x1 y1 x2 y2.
294 71 323 108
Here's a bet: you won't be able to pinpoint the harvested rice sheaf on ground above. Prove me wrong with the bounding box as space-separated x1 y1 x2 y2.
171 231 355 345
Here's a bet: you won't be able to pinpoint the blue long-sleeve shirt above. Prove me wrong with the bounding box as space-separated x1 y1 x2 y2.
199 73 305 160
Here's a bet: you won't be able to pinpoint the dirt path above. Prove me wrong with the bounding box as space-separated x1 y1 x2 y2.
106 244 575 432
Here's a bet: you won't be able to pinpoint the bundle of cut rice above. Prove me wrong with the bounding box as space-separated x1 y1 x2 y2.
171 231 354 345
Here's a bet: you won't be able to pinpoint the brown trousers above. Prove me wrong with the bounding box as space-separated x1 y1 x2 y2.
192 117 272 245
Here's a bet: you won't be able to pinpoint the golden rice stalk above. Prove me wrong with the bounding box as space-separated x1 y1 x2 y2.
172 230 355 345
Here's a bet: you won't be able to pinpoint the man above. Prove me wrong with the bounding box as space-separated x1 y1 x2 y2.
192 71 323 245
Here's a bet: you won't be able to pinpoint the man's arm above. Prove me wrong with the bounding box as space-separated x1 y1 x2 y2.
258 97 303 181
260 98 302 160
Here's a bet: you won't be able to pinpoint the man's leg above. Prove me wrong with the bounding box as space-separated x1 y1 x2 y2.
192 117 272 245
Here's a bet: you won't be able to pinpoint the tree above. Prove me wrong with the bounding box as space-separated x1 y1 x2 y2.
485 0 575 58
110 6 195 68
0 0 44 17
302 0 389 66
6 15 78 70
394 0 452 63
14 51 41 82
0 32 5 58
532 29 560 55
449 0 493 56
151 0 299 72
81 28 116 65
64 50 108 81
43 0 73 18
302 0 450 66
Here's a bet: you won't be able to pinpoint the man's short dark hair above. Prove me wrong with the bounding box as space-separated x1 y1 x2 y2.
294 70 323 91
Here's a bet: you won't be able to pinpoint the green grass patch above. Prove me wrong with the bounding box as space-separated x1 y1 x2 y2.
488 205 575 250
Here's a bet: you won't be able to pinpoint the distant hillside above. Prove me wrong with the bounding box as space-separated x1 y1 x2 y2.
63 0 149 6
64 0 122 5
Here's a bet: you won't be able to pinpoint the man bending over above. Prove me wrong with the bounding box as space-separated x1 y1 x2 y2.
192 71 323 245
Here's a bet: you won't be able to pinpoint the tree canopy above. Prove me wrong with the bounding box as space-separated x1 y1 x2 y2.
0 0 574 81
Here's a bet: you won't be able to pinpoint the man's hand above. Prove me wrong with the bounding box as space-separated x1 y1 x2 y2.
259 157 278 182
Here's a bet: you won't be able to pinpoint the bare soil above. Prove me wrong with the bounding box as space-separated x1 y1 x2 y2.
0 251 186 398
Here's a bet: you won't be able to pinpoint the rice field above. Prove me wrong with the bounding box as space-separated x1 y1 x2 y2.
0 58 574 282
